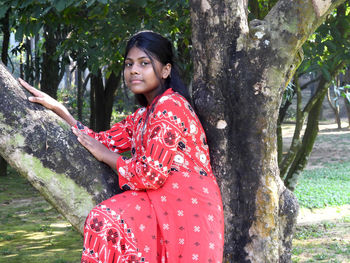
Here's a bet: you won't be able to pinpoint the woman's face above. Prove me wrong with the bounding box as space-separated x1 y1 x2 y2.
124 47 171 105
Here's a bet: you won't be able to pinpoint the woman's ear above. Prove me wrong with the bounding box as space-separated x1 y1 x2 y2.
162 63 172 79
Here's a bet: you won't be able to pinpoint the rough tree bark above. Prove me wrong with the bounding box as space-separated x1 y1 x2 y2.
0 0 346 262
189 0 344 262
0 62 122 233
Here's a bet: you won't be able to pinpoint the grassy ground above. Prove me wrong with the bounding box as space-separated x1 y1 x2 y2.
293 165 350 263
0 168 82 262
289 122 350 263
0 123 349 262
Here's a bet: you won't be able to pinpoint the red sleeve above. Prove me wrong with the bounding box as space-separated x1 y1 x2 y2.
75 111 137 154
116 95 189 191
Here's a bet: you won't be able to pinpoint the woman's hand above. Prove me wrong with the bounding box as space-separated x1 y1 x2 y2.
19 78 77 126
72 127 111 162
19 78 62 111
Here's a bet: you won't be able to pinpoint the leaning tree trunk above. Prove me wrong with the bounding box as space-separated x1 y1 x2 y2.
190 0 344 262
0 62 122 234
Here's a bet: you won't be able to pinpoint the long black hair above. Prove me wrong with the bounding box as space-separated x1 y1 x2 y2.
123 31 190 106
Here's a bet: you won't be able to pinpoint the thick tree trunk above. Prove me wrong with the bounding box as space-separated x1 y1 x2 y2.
190 0 344 262
0 63 122 234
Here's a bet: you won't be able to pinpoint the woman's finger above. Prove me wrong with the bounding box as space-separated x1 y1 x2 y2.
28 96 44 104
19 78 42 97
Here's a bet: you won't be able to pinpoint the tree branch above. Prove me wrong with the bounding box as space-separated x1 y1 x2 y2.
264 0 346 58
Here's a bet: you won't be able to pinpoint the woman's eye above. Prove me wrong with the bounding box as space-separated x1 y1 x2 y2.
125 62 133 67
141 61 149 66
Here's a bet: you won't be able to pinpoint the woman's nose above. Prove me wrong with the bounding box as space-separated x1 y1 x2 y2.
130 64 139 75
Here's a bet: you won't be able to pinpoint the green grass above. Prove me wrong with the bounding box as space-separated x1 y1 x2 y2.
0 168 82 263
294 162 350 209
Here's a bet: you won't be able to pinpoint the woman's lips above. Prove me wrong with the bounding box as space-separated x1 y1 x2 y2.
130 79 143 84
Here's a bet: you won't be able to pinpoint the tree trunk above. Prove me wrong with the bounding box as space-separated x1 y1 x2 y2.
25 37 34 85
190 0 344 262
327 87 342 129
34 33 40 87
1 9 10 66
90 70 120 132
0 8 10 177
345 94 350 127
76 59 84 122
89 73 97 130
0 62 122 234
41 24 60 99
284 91 325 190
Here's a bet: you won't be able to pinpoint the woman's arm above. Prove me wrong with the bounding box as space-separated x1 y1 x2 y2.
19 78 76 126
20 78 120 169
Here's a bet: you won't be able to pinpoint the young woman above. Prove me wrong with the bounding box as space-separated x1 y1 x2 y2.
21 31 224 263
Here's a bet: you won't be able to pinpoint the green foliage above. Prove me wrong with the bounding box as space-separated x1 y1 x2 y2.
298 3 350 78
248 0 278 20
294 162 350 208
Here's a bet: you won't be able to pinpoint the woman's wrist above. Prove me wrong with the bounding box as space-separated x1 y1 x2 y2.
102 150 120 169
54 105 76 127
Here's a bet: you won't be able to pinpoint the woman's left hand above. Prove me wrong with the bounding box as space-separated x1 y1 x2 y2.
72 127 109 162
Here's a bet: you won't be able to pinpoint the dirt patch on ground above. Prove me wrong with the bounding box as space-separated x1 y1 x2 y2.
298 205 350 225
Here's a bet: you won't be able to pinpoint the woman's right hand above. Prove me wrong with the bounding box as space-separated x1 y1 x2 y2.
19 78 77 126
19 78 62 111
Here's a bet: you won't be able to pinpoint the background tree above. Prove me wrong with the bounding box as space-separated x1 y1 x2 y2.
277 2 350 190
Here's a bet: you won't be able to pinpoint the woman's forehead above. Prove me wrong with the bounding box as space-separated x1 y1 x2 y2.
126 47 150 60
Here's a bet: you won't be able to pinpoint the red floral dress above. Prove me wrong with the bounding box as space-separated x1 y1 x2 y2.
80 88 224 263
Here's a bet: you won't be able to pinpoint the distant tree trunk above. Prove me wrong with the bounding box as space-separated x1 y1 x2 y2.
284 87 327 190
345 92 350 127
34 33 41 87
76 58 84 122
41 24 61 99
1 9 10 66
0 8 10 176
24 37 34 85
89 73 97 130
327 86 342 129
281 63 344 189
90 70 120 132
19 47 24 79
